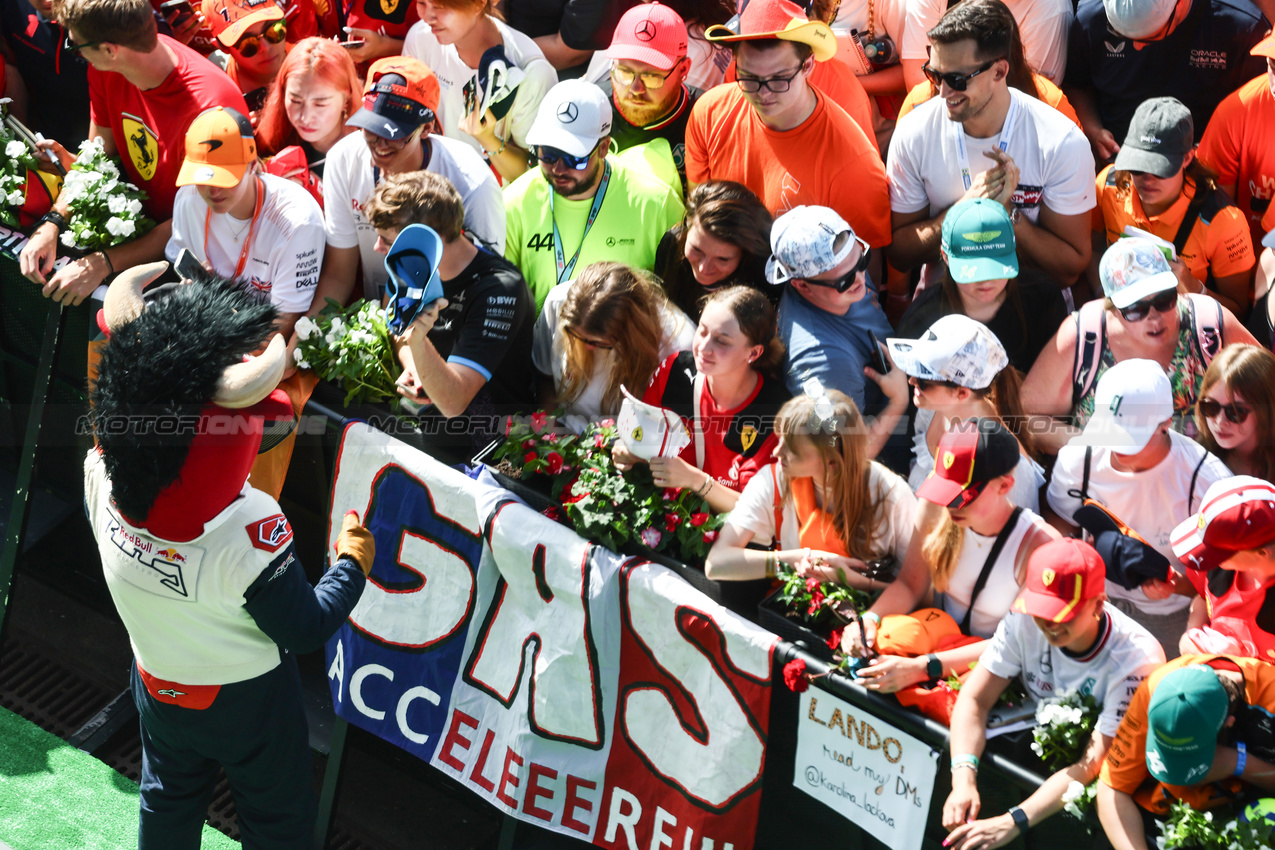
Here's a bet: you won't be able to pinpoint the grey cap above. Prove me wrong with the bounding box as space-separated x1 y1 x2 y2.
1113 98 1193 178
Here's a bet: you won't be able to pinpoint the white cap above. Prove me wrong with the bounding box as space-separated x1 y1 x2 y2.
525 79 613 158
885 315 1009 390
1072 359 1173 453
765 205 860 284
1099 238 1178 309
1104 0 1176 39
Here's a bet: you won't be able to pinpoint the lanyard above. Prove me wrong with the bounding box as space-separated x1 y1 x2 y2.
550 161 611 285
955 93 1021 191
204 176 264 280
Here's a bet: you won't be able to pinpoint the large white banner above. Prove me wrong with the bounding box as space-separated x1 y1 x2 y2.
324 423 778 849
793 689 940 850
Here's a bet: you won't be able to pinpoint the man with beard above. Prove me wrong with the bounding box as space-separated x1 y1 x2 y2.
503 78 683 312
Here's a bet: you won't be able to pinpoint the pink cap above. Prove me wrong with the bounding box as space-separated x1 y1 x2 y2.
607 2 688 71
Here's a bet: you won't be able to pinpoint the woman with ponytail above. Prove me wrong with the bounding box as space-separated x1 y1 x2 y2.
888 314 1045 511
704 389 917 588
845 419 1059 694
614 286 791 513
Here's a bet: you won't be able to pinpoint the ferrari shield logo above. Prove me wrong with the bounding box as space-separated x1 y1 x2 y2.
379 0 399 14
121 113 158 182
942 451 956 470
740 425 758 452
631 426 643 442
1042 568 1056 586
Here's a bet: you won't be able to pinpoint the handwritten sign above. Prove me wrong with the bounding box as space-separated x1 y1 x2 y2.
792 690 939 850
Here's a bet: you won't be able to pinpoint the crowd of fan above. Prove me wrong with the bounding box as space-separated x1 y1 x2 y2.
8 0 1275 845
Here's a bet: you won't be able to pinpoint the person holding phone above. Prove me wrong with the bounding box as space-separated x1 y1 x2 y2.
341 0 420 67
365 170 535 453
941 539 1163 850
204 0 290 125
0 0 91 146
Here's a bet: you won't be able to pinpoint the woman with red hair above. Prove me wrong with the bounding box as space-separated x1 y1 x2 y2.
256 37 361 186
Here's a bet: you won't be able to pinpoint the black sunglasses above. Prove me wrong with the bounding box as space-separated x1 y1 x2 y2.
1118 290 1176 322
922 58 1000 92
64 33 102 52
913 377 960 391
1198 398 1252 425
235 20 287 59
802 246 871 293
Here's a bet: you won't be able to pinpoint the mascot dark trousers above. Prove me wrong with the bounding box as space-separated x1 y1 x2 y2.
131 651 313 849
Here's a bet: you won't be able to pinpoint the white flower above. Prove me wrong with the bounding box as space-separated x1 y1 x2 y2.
5 140 26 158
294 316 318 341
5 190 22 206
1061 781 1085 805
329 317 345 335
107 195 128 214
126 198 143 215
60 231 77 247
105 216 135 238
1030 741 1043 757
298 359 310 370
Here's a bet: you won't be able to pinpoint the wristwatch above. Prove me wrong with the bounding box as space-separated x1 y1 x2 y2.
1008 806 1030 833
926 653 942 680
38 210 67 232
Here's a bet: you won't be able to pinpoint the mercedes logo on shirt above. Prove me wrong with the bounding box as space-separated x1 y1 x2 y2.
557 102 579 123
635 20 656 41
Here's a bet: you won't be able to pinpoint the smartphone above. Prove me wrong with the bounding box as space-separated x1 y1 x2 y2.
159 0 192 9
339 40 366 48
868 330 891 374
175 247 204 282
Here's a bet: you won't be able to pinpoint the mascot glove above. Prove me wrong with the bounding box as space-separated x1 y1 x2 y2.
337 511 375 576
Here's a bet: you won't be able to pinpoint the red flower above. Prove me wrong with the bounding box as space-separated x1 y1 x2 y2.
545 452 564 474
826 627 845 651
504 416 514 436
702 530 719 544
662 487 683 501
561 488 588 505
690 512 709 527
523 451 537 465
805 577 820 594
542 506 563 521
594 434 606 449
530 411 548 434
544 432 558 443
599 418 615 428
522 439 536 449
807 589 825 616
782 659 809 693
665 512 681 532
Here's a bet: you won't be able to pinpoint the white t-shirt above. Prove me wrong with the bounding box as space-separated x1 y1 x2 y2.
686 23 732 91
909 408 1045 512
403 17 558 158
531 279 694 425
322 131 506 299
727 461 917 565
939 507 1046 638
1046 430 1231 615
166 174 324 314
900 0 1072 84
980 604 1165 737
888 87 1095 225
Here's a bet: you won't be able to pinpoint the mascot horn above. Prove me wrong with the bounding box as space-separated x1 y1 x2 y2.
83 262 375 848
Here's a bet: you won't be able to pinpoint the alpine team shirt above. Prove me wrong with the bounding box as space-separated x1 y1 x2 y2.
503 155 685 313
88 35 248 220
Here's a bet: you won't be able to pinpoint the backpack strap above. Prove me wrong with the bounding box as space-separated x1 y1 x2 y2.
1081 445 1092 503
770 463 783 546
692 373 706 471
1072 301 1107 406
960 506 1024 635
1185 292 1223 365
1187 451 1209 515
1172 184 1210 258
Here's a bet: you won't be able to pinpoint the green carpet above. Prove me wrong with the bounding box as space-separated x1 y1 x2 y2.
0 707 239 849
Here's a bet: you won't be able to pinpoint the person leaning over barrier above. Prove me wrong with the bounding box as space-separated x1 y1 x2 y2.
942 538 1164 850
1096 656 1275 850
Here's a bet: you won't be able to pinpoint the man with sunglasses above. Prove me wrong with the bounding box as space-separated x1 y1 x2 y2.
597 2 700 190
504 78 684 313
767 205 907 445
1046 358 1232 654
205 0 288 124
1064 0 1265 166
685 0 890 250
306 56 503 315
19 0 247 307
0 0 91 147
888 0 1096 291
1173 476 1275 661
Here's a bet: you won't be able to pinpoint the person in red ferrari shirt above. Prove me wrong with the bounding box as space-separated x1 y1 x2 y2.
19 0 247 307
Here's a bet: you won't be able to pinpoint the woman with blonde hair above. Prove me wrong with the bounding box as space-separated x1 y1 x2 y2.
1194 344 1275 481
532 262 693 427
844 419 1059 694
614 286 790 513
705 388 916 590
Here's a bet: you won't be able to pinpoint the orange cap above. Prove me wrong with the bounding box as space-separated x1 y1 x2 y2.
176 107 257 188
1252 33 1275 58
346 57 441 140
875 609 963 657
204 0 284 47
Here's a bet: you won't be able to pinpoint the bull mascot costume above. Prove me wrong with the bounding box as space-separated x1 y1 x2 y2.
83 262 375 849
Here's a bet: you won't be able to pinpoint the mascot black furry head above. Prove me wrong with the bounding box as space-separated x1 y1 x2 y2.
90 262 293 541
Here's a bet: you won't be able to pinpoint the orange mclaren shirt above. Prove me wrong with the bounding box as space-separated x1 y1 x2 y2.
1196 74 1275 246
1099 654 1275 814
1093 166 1255 285
684 85 891 248
896 74 1081 129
